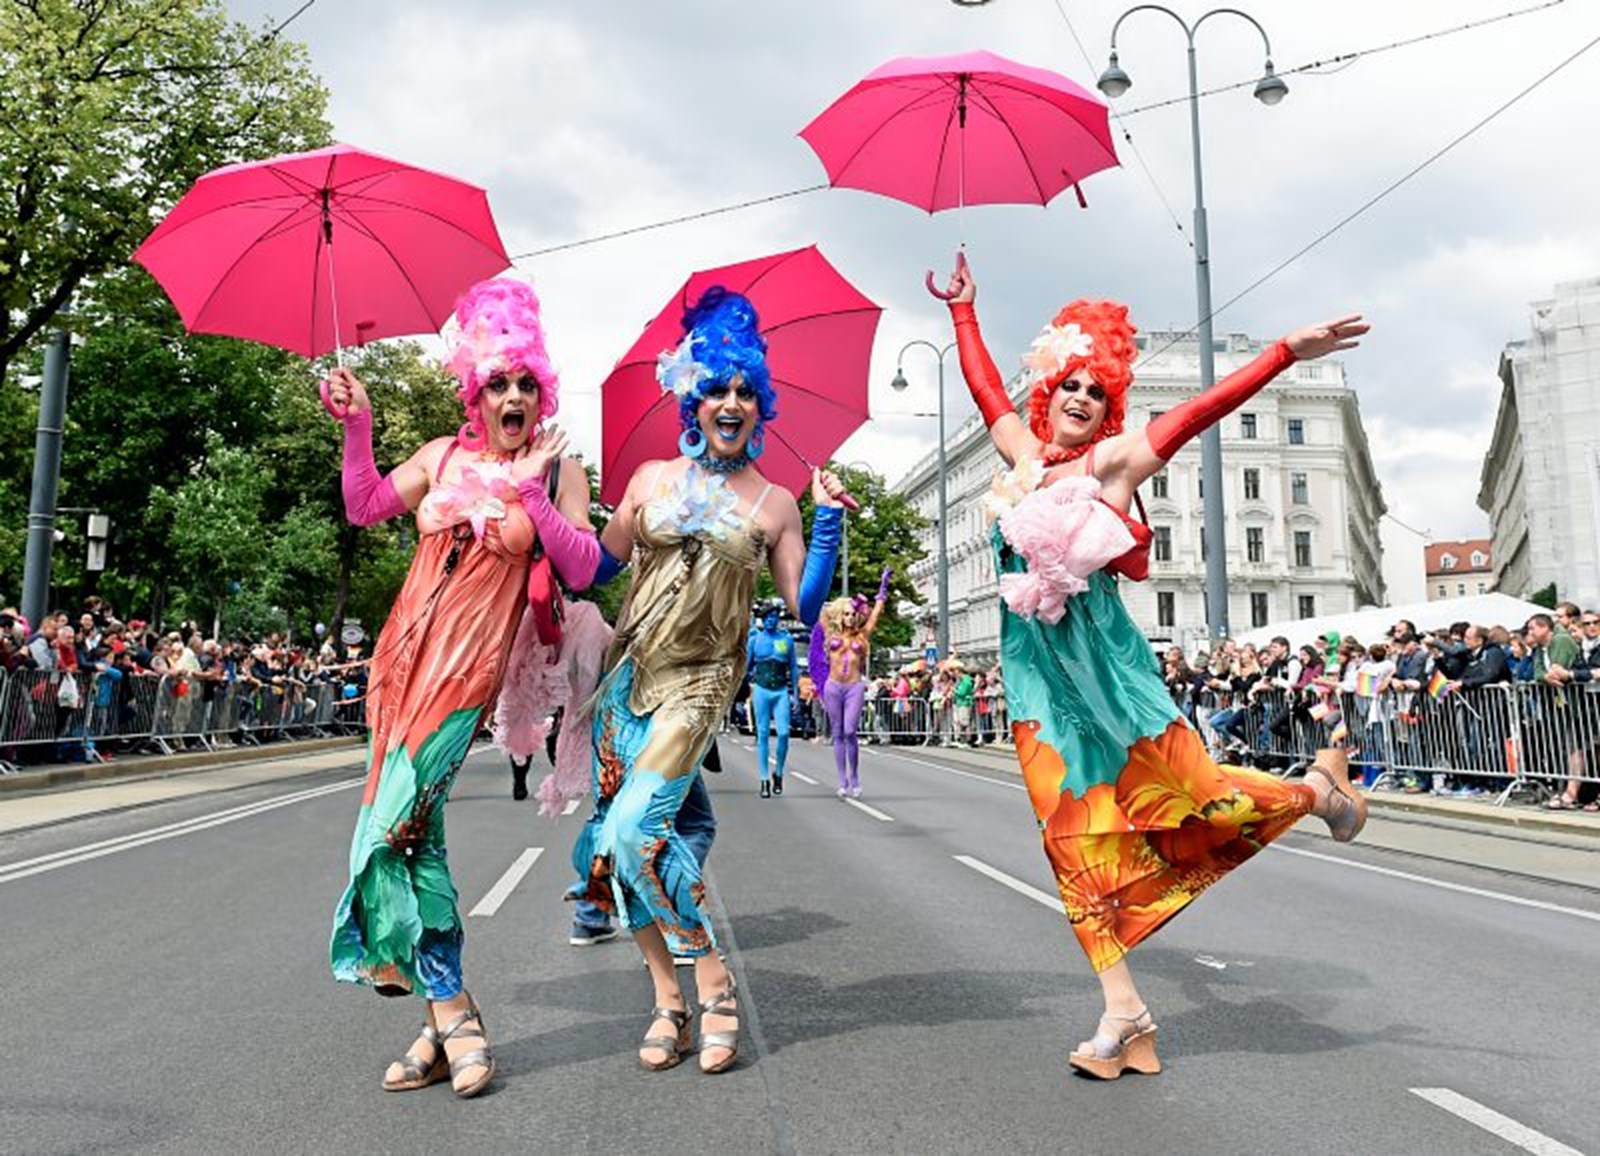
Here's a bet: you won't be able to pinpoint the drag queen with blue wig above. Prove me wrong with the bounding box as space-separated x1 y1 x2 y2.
577 287 844 1074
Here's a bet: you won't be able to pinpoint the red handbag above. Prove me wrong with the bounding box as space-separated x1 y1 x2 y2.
526 462 565 648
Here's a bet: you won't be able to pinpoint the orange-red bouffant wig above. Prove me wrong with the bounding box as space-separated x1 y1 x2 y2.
1025 299 1138 445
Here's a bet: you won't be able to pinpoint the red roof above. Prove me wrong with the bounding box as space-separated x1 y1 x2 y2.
1424 538 1492 576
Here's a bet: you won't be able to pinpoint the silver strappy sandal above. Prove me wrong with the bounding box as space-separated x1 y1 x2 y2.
436 998 495 1099
639 1003 694 1071
1068 1008 1162 1080
1307 747 1368 843
382 1022 446 1092
698 974 740 1074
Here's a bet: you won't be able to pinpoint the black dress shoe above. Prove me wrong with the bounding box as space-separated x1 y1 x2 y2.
759 780 772 799
511 758 530 801
772 774 784 796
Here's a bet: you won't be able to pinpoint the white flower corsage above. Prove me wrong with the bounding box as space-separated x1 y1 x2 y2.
442 314 512 384
656 334 712 398
982 456 1046 524
1019 321 1093 386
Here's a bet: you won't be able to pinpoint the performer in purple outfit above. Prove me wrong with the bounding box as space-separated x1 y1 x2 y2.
820 567 892 797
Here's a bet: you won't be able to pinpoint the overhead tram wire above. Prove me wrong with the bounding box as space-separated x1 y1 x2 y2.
1049 0 1192 251
1116 0 1568 118
1132 26 1600 371
496 2 1570 266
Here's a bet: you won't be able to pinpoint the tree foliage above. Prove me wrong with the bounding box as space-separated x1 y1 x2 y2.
0 0 330 386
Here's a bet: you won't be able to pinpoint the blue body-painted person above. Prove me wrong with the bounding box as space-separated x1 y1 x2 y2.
747 601 798 798
578 286 844 1074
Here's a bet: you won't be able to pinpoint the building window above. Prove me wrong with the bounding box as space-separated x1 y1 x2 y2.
1437 584 1446 597
1298 594 1316 619
1199 526 1207 562
1197 473 1204 499
1294 530 1312 568
1287 419 1305 445
1153 526 1172 563
1158 591 1176 627
1240 412 1257 439
1150 470 1168 499
1243 468 1261 501
1290 472 1308 505
1457 583 1466 596
1441 554 1456 570
1246 527 1264 563
1477 582 1486 593
1251 592 1269 628
1471 551 1486 567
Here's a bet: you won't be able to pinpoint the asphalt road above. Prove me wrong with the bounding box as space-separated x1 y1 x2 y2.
2 735 1596 1156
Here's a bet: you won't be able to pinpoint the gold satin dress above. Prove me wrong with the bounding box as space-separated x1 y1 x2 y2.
574 463 771 955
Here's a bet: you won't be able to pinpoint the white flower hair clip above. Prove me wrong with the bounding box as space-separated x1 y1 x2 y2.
1020 321 1093 386
442 314 512 383
656 333 713 399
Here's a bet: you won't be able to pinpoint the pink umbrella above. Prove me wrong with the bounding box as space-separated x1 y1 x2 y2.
133 142 509 361
599 245 881 507
799 50 1119 296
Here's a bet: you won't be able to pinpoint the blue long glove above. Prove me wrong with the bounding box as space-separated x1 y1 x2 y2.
594 542 629 586
798 506 843 626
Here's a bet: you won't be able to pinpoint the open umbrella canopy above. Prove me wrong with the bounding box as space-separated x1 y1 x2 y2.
799 49 1119 214
599 245 881 505
133 142 509 359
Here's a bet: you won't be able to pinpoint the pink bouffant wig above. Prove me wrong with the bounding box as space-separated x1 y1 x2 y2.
1024 299 1137 448
442 277 559 446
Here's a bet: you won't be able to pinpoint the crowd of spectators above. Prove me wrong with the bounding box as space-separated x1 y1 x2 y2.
1162 601 1600 809
0 596 371 766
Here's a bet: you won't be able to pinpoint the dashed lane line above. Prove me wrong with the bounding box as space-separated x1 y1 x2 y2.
0 778 362 885
1409 1088 1584 1156
953 854 1064 913
561 799 581 817
467 847 545 917
788 771 820 786
843 797 895 823
868 748 1027 792
1274 845 1600 925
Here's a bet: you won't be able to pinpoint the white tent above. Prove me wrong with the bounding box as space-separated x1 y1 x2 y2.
1231 591 1551 651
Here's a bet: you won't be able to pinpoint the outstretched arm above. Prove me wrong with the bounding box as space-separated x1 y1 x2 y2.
1097 314 1369 491
863 566 892 635
945 261 1039 468
768 470 846 625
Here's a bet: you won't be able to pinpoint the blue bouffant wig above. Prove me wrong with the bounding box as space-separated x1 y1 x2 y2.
671 287 779 430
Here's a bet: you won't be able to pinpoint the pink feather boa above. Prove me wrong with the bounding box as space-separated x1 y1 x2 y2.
492 599 613 817
996 475 1135 624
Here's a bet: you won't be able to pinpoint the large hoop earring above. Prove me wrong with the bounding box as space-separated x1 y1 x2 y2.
457 418 486 449
679 425 706 459
747 424 765 461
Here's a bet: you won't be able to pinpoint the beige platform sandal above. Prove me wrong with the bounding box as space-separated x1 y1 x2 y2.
1068 1009 1162 1080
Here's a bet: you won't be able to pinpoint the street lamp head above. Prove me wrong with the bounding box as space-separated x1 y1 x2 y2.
891 366 910 392
1253 63 1288 106
1097 53 1132 99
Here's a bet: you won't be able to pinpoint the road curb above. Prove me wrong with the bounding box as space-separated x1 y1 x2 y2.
889 740 1600 842
0 736 364 796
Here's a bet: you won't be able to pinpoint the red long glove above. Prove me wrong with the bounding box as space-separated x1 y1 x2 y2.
949 301 1016 429
1146 339 1296 461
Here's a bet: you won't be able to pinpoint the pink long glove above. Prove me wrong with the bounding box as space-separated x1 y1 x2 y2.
517 475 601 591
1146 340 1296 461
341 409 408 527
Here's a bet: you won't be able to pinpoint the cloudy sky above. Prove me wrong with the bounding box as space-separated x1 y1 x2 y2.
227 0 1600 539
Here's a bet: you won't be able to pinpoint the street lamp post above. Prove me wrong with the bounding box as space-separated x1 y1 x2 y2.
1098 4 1286 641
891 340 957 660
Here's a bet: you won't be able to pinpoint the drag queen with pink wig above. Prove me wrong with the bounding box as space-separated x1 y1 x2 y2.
326 277 601 1098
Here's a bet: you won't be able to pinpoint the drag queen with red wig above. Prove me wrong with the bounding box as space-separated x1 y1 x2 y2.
944 259 1369 1079
326 277 600 1098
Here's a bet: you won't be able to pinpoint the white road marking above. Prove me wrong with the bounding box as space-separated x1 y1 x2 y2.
1409 1088 1584 1156
843 797 894 822
468 847 544 917
870 748 1027 792
561 799 581 817
1274 845 1600 925
0 778 362 885
788 771 819 786
953 854 1064 913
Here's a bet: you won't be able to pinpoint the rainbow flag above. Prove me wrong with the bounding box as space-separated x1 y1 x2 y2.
1427 670 1451 700
1355 670 1380 697
1329 720 1350 746
1309 699 1335 722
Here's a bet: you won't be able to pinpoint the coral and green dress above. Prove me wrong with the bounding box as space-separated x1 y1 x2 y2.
331 455 531 999
994 469 1314 974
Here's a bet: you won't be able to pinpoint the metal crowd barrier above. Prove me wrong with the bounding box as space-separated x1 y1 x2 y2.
0 665 371 773
730 689 1012 749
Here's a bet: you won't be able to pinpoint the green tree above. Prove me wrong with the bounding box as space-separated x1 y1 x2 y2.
149 438 269 634
754 461 927 648
0 0 330 388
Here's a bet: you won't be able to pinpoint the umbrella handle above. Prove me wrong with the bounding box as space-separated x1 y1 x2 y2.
319 378 349 421
923 250 969 301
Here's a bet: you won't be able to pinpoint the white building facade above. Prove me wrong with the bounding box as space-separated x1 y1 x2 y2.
893 331 1387 667
1478 277 1600 610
